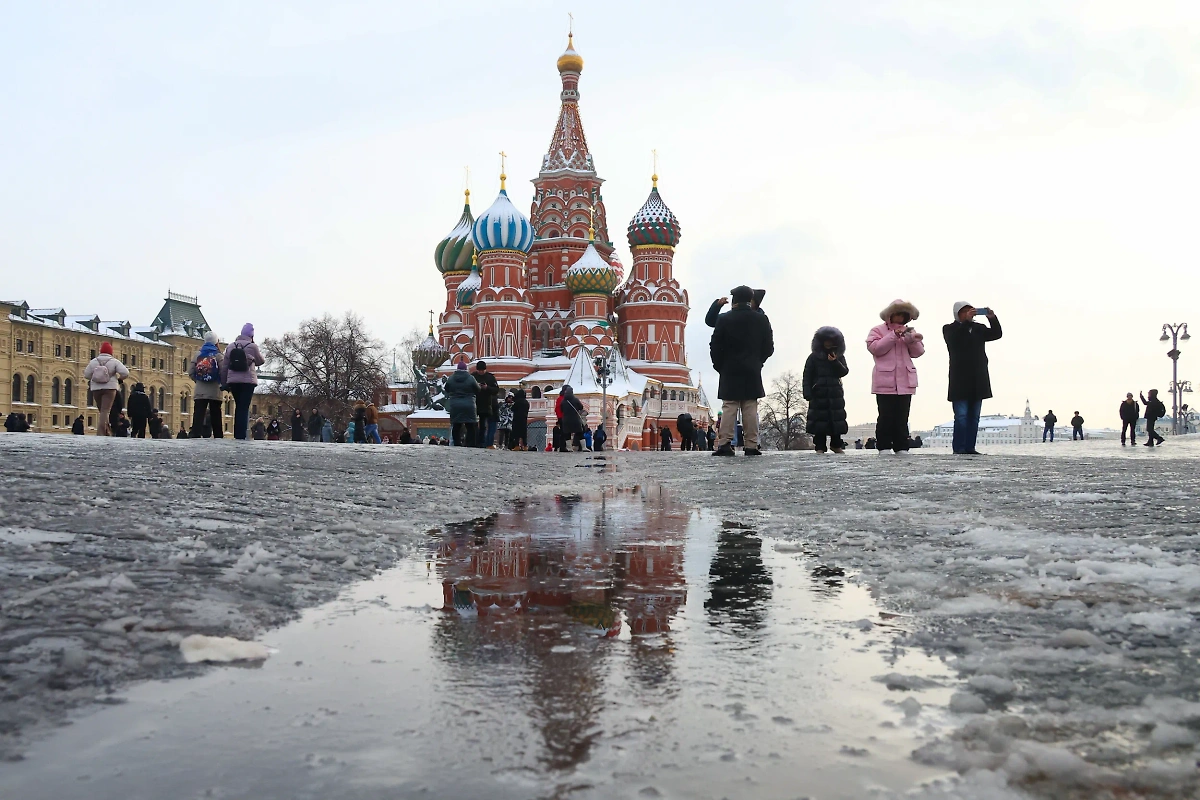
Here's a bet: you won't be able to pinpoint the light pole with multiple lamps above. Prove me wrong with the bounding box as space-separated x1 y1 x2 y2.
1160 323 1190 435
592 346 615 444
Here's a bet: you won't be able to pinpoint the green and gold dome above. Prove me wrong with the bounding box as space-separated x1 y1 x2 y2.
565 230 618 297
434 189 475 275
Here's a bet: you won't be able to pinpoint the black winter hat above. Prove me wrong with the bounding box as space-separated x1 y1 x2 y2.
731 285 754 304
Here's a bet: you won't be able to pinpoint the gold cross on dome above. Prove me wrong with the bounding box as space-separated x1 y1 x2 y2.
569 12 574 36
652 149 658 187
499 151 507 189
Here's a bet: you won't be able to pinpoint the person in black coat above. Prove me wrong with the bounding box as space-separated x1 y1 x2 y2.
127 383 152 438
1043 410 1057 443
660 426 673 451
1119 393 1140 446
558 385 586 450
943 303 1002 454
1070 412 1085 441
709 285 774 457
291 409 306 441
803 326 849 453
71 415 85 435
676 413 694 451
510 388 530 449
473 361 500 447
147 408 164 439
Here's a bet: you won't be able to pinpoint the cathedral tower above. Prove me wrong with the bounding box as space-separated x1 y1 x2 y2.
434 189 474 354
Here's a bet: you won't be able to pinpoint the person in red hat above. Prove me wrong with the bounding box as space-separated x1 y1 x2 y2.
83 342 130 436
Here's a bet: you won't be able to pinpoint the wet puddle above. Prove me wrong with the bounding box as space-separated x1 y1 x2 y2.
6 487 956 800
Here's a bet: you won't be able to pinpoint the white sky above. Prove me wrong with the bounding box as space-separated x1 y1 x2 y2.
3 1 1198 429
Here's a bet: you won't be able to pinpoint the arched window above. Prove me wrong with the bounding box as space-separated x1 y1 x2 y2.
64 379 73 406
52 377 60 404
180 392 190 414
87 388 94 407
225 400 232 416
547 268 555 285
158 387 165 409
26 375 36 403
11 374 21 403
531 386 542 399
669 390 676 401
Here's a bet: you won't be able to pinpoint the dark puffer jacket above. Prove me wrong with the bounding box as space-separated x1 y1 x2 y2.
803 327 849 437
510 388 530 445
444 370 480 425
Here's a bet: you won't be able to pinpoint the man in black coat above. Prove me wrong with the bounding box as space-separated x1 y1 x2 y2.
472 361 500 448
510 388 529 449
676 413 694 451
1119 393 1140 446
709 285 775 457
127 383 152 438
1043 410 1057 443
943 302 1002 454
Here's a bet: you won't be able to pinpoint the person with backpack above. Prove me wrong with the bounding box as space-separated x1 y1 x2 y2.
558 385 587 450
1119 393 1140 446
83 342 130 436
189 332 224 438
127 383 152 438
1070 412 1085 441
1141 390 1167 447
221 323 264 440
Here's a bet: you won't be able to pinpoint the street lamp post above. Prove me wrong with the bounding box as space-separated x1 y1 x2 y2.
593 346 614 444
1160 323 1190 435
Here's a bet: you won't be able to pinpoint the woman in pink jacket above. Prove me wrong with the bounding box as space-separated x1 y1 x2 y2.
866 300 925 454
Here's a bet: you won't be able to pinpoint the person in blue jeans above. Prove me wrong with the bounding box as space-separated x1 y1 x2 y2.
943 302 1002 454
1043 410 1057 442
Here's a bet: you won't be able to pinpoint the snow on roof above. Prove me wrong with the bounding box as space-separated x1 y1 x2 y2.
523 368 572 383
934 415 1030 430
408 409 450 420
379 404 413 414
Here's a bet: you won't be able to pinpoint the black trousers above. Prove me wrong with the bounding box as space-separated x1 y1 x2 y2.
1146 418 1164 444
1121 420 1137 444
679 430 693 451
813 434 846 451
131 417 147 438
1073 426 1084 440
452 422 477 448
191 399 223 438
875 394 913 452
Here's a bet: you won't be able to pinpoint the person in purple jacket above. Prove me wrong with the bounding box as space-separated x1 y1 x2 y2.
220 323 265 440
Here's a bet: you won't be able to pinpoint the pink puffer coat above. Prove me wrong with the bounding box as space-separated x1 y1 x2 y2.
867 322 925 395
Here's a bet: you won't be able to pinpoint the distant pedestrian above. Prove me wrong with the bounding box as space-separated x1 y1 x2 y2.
127 383 152 438
189 332 224 438
594 423 608 452
866 299 924 454
221 323 265 440
176 422 189 439
558 385 586 450
365 403 381 443
398 425 413 444
112 411 131 437
706 425 716 451
4 413 17 433
147 407 164 439
943 303 1002 455
551 421 565 452
71 415 85 435
660 426 673 451
677 413 695 451
291 409 306 441
252 418 267 440
351 403 367 443
307 410 324 443
510 388 529 450
1141 390 1166 447
804 326 850 454
1071 412 1085 441
267 418 282 441
444 361 480 447
1043 410 1057 443
83 342 130 436
473 361 500 448
583 426 593 451
498 395 514 450
321 418 334 443
709 285 774 457
1119 393 1140 446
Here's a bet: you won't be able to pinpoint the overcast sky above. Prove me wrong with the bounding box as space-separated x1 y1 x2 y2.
3 1 1198 429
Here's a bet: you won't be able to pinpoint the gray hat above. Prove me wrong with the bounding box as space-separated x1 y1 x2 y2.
953 301 974 319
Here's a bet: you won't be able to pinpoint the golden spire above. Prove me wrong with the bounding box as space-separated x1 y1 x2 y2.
652 149 658 188
428 310 435 336
499 151 507 191
588 205 596 242
464 166 470 204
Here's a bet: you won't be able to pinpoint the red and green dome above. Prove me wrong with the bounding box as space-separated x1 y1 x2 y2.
627 181 681 248
435 190 475 275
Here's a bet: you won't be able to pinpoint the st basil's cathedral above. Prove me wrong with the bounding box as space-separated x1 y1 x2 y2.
425 33 710 450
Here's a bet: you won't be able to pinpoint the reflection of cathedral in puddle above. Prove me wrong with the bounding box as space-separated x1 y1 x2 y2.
431 487 687 770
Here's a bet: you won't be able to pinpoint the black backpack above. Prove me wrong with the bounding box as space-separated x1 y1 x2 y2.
228 343 249 372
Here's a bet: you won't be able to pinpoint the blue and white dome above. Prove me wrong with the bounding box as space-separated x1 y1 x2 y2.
471 188 534 254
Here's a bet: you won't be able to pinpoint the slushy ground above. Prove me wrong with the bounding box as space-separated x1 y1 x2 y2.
1 435 1197 799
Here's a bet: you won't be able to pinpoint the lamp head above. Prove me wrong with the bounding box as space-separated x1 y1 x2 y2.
1182 330 1191 341
1160 332 1171 342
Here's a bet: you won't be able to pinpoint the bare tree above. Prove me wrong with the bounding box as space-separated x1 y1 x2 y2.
262 312 388 424
760 370 809 450
392 326 426 381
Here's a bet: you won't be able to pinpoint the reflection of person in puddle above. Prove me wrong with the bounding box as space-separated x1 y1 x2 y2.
705 526 772 633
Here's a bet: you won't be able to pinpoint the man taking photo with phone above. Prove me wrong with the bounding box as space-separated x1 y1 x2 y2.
943 302 1002 455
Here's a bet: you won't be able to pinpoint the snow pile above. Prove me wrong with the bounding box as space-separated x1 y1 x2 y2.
179 635 271 664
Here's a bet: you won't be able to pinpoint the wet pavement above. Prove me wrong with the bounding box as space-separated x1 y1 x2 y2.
4 486 956 799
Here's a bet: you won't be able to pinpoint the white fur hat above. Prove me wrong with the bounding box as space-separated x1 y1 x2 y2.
880 299 919 322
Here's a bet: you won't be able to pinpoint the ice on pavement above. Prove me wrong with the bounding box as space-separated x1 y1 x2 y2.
1 434 1198 798
178 634 271 664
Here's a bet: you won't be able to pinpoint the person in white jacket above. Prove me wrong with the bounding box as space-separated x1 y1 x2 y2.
82 342 130 436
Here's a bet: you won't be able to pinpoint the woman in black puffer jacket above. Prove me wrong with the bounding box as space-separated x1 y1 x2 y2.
803 326 849 453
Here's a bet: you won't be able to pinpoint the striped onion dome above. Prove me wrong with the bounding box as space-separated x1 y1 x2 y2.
456 256 482 308
434 190 474 275
627 180 681 248
608 249 625 283
471 187 534 254
566 240 618 296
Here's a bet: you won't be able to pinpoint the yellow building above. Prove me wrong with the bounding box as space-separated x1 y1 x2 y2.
1 292 232 435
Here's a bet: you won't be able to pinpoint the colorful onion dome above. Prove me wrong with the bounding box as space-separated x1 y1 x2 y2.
434 190 475 275
608 249 625 283
566 232 619 297
627 176 681 248
471 179 534 254
557 33 583 74
456 254 481 308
